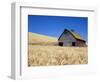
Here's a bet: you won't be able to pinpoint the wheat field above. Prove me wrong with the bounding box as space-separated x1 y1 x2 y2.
28 32 88 66
28 45 88 66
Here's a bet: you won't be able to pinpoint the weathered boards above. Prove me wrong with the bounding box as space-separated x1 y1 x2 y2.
58 29 86 47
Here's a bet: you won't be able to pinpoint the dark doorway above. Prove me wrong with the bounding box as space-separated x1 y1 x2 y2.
72 42 75 46
59 42 63 46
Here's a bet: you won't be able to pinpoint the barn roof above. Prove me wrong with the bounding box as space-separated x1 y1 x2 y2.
58 29 85 41
70 31 84 40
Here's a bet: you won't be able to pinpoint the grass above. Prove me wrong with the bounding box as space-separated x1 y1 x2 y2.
29 32 57 44
28 45 88 66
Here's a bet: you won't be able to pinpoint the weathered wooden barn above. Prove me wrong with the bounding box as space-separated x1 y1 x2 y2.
58 29 86 47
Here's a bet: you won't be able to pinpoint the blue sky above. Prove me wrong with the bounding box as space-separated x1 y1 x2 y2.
28 15 88 42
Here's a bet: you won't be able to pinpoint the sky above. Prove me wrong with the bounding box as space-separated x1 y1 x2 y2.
28 15 88 42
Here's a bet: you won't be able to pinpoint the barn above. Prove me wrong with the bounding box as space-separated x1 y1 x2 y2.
58 29 86 47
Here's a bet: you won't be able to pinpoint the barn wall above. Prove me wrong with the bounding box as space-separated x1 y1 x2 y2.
76 40 86 47
58 31 76 46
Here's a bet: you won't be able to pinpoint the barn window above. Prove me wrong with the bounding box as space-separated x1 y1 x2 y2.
59 42 63 46
72 42 75 46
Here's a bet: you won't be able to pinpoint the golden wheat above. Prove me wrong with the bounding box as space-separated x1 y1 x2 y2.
28 32 57 44
28 45 88 66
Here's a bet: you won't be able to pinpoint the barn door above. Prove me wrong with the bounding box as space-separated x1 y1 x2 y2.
59 42 63 46
72 42 75 46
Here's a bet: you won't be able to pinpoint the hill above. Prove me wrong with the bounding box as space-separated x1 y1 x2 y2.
28 32 58 45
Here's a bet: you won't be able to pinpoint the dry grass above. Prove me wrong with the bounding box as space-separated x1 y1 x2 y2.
28 45 88 66
29 32 57 44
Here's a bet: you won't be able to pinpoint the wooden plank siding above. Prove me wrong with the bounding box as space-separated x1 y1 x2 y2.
58 30 76 46
58 29 86 47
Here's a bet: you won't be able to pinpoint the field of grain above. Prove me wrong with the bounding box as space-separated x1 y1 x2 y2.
28 45 88 66
28 32 88 66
